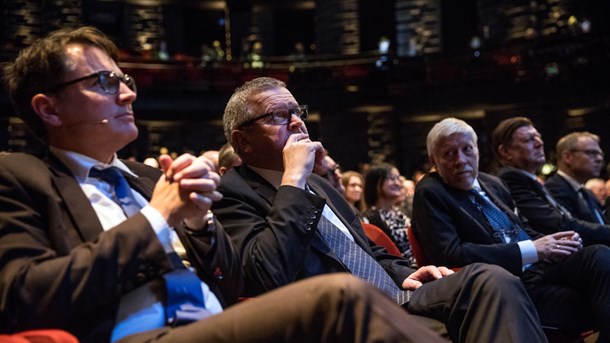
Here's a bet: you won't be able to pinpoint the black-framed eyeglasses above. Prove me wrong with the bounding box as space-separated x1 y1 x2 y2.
237 105 308 128
570 149 605 158
43 70 137 94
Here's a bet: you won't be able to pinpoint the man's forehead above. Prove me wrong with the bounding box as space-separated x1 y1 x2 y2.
440 132 474 146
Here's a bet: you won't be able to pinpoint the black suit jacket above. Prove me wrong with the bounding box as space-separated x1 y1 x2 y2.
0 152 242 341
498 166 610 246
545 173 607 224
411 172 543 275
212 165 415 297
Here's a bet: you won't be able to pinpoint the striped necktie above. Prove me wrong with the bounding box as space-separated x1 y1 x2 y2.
470 188 531 243
317 215 411 305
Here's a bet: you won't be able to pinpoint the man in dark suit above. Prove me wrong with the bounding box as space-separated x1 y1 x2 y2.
0 26 445 343
213 77 548 342
491 117 610 245
412 117 610 340
545 132 607 224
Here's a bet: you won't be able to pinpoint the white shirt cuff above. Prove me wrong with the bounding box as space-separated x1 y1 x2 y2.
141 205 174 253
517 240 539 266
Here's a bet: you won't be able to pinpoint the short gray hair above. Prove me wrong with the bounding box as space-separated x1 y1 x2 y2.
426 117 477 156
223 77 286 144
556 131 600 161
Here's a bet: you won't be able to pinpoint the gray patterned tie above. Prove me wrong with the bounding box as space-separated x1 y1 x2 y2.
470 188 531 243
317 215 411 305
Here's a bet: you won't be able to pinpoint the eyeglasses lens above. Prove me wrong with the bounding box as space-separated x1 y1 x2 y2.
100 72 136 94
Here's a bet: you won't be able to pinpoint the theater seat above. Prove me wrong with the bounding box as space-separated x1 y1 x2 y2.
0 330 78 343
406 224 428 267
361 223 402 257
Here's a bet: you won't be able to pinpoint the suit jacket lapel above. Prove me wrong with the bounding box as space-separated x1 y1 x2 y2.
47 155 104 242
307 178 371 252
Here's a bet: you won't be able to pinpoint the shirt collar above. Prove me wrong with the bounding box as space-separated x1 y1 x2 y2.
49 146 137 183
248 165 284 190
557 170 581 191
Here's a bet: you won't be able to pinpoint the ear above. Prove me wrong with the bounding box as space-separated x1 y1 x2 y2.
561 149 573 164
31 93 62 127
497 143 510 162
428 155 437 170
231 129 252 154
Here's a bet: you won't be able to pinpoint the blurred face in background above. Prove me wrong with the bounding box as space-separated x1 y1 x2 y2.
379 167 403 203
344 175 363 204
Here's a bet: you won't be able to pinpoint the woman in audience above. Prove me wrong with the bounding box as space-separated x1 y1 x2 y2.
341 170 366 221
363 163 417 267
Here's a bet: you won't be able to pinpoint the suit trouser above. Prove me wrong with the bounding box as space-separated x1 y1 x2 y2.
407 263 547 343
522 244 610 341
119 274 446 343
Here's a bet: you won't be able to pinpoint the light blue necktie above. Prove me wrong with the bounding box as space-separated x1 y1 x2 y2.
89 167 141 217
470 188 531 243
90 167 210 340
317 215 411 305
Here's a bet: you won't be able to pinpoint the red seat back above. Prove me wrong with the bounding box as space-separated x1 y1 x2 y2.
361 223 402 257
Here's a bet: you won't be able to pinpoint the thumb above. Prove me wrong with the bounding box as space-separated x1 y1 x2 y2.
158 154 173 174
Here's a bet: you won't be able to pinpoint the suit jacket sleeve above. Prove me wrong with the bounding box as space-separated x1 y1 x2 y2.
213 167 415 296
411 173 525 275
0 154 241 337
499 168 610 245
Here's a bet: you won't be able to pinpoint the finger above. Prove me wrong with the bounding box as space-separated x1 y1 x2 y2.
551 231 576 240
173 155 218 181
402 278 423 290
179 178 218 192
158 154 173 174
437 266 455 276
419 266 443 280
168 154 198 181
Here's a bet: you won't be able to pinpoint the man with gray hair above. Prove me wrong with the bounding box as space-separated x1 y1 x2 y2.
492 117 610 245
213 77 549 342
412 117 610 340
546 132 607 224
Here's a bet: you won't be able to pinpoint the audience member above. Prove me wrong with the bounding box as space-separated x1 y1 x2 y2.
584 178 607 206
412 117 610 339
340 170 365 220
606 178 610 220
313 150 344 194
399 176 415 218
0 27 440 343
363 163 417 267
143 156 160 168
217 142 242 176
545 132 607 224
491 117 610 245
213 77 547 343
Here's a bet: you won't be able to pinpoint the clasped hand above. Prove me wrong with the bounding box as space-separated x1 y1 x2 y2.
149 153 222 228
281 133 324 188
402 265 455 290
534 231 582 262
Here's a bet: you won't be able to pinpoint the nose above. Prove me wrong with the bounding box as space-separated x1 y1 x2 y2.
455 150 468 165
534 136 544 147
118 82 137 104
288 113 306 131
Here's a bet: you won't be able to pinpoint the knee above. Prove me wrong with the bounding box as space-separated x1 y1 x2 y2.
313 273 383 302
582 244 610 268
461 263 523 293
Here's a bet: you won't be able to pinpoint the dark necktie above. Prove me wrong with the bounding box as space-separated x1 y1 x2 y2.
470 188 531 243
90 167 208 330
579 188 606 224
89 167 141 217
538 183 573 219
317 214 411 305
